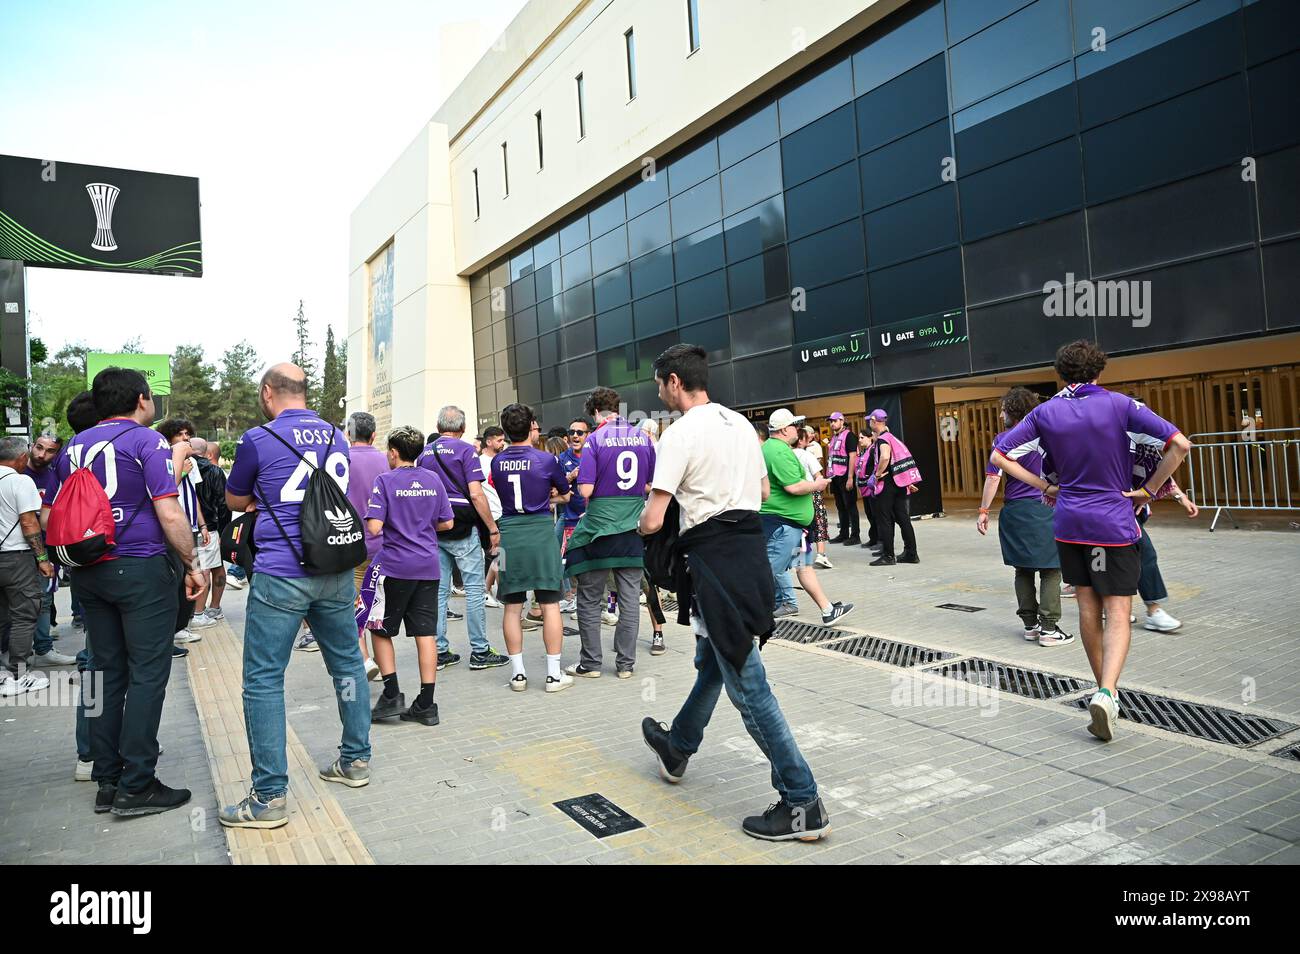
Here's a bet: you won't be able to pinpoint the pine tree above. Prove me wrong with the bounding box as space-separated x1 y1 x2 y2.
290 300 321 407
320 325 347 425
218 340 263 437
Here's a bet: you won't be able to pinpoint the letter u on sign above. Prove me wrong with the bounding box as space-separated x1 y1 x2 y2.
880 332 891 347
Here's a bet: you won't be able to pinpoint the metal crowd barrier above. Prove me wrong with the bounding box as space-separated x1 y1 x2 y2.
1185 428 1300 531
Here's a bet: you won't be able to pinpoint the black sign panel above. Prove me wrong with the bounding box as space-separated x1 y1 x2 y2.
554 793 645 839
0 155 201 277
793 329 871 370
873 310 967 357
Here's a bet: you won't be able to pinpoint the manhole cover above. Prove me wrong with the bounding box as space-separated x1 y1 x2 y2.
936 603 985 613
926 657 1093 699
823 634 956 667
1270 741 1300 762
1068 690 1297 746
770 618 849 644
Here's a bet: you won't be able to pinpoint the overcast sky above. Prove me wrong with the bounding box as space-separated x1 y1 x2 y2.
4 0 525 371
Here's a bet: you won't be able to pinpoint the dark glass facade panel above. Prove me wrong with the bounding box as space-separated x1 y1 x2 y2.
863 183 958 268
593 264 631 312
510 272 536 310
676 269 729 325
872 337 972 387
488 261 509 295
590 226 628 276
785 161 861 241
628 203 671 257
562 317 596 358
475 350 494 381
1075 0 1242 131
674 222 726 282
670 176 722 238
1096 250 1265 353
778 57 852 135
684 315 730 364
625 168 668 219
868 247 964 325
532 259 561 300
560 282 594 324
668 138 719 194
946 0 1035 45
540 365 562 401
781 104 856 189
637 332 679 380
964 212 1088 305
560 246 591 290
518 371 541 404
960 137 1083 241
567 355 596 393
706 362 735 406
860 119 950 213
511 306 538 343
718 101 779 169
794 274 868 342
731 299 793 358
538 331 559 369
969 295 1094 373
733 350 796 406
720 143 782 217
1088 166 1256 277
596 304 634 349
954 65 1076 177
470 271 491 302
1084 76 1251 205
532 232 560 267
1244 0 1300 66
1257 146 1300 239
473 327 492 359
495 350 510 381
515 337 540 374
536 295 560 335
1249 51 1300 154
510 248 534 282
1263 238 1300 330
588 192 626 239
491 319 508 352
597 345 638 389
856 54 948 155
724 195 785 262
787 219 865 292
727 247 788 311
949 0 1071 110
1072 0 1191 53
630 246 675 299
852 0 944 95
634 288 677 337
472 296 492 331
797 355 873 398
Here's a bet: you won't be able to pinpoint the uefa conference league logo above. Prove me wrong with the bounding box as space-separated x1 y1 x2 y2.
85 182 120 251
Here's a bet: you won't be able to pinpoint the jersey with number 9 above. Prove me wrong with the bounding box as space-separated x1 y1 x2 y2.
577 416 656 499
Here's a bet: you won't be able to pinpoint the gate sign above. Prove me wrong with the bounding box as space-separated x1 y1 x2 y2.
873 310 967 357
0 155 202 277
86 353 172 396
794 329 871 370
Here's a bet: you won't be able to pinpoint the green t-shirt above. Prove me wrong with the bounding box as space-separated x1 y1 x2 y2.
761 438 814 526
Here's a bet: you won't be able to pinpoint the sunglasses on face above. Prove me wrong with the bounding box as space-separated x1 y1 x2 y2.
568 429 588 437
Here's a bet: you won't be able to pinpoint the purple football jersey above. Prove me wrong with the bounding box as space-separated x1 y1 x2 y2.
578 417 656 499
366 467 453 580
491 445 568 517
416 436 485 507
987 429 1046 502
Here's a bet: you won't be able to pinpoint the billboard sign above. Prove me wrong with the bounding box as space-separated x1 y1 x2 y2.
872 310 968 357
86 352 172 395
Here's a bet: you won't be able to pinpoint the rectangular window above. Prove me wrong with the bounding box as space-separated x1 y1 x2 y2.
687 0 701 53
576 73 586 138
625 29 637 100
535 111 544 170
473 169 480 219
501 142 509 197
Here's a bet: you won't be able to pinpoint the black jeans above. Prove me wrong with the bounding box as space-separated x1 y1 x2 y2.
73 555 179 792
860 490 879 546
829 475 859 540
874 481 918 560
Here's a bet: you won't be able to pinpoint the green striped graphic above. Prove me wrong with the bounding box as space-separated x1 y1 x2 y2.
0 209 201 272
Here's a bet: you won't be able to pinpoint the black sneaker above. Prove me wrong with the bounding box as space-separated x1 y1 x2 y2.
842 536 861 546
111 778 192 817
821 602 855 626
742 798 830 842
897 552 920 564
437 651 461 670
649 633 666 656
446 608 465 621
828 534 848 544
94 781 117 814
469 648 509 670
400 701 440 726
371 691 405 722
641 717 689 783
869 556 895 566
172 645 189 659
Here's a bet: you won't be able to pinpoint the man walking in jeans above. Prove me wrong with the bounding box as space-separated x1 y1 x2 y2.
218 363 372 830
639 344 830 842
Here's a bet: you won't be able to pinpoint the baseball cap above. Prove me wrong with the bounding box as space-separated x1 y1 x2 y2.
828 411 844 421
768 408 806 430
868 408 888 421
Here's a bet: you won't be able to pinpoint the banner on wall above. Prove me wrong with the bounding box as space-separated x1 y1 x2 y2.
85 352 172 395
367 243 394 436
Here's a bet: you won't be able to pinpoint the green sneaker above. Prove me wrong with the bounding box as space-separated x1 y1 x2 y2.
319 756 370 788
219 790 289 829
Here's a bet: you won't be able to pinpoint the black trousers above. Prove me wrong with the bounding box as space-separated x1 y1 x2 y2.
829 475 859 540
73 555 179 792
860 490 879 546
874 481 918 560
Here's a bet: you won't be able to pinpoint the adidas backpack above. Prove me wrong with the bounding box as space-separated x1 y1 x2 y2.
45 424 143 567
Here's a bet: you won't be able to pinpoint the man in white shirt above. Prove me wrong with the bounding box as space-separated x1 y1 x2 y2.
0 437 56 696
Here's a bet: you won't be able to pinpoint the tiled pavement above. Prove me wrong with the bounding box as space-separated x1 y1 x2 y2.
3 507 1297 864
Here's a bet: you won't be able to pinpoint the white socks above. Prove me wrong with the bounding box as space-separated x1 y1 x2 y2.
509 653 525 678
546 653 562 680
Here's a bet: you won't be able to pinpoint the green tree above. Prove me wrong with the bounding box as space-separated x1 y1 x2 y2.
290 300 321 407
217 340 263 437
319 325 347 423
30 341 90 439
168 344 220 434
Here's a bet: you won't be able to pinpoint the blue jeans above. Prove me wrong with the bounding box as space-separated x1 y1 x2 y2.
436 533 488 654
762 517 803 610
243 571 371 800
34 587 54 656
669 621 817 805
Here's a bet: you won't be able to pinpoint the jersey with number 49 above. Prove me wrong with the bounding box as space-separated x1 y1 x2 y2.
226 408 350 577
578 416 656 499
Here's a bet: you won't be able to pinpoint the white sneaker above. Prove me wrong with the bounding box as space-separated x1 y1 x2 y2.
545 672 574 693
75 759 93 782
452 585 466 597
225 575 247 590
601 610 619 626
189 613 216 628
484 593 503 609
174 629 203 644
364 657 381 681
564 663 601 678
204 608 226 621
509 673 528 692
31 649 77 666
1087 690 1119 741
1061 584 1076 598
0 670 50 697
1022 625 1041 641
557 598 577 614
1144 608 1181 632
814 554 834 569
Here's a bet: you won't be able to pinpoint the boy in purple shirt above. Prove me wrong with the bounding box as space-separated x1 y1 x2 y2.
491 403 574 693
364 425 455 726
992 341 1191 742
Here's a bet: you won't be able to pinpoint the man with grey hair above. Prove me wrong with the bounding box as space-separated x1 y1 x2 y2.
345 410 385 680
416 405 507 670
0 436 55 696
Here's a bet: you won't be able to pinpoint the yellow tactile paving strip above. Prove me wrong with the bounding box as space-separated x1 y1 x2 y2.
186 620 373 865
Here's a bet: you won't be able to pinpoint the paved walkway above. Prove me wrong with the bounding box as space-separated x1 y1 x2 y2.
3 507 1297 865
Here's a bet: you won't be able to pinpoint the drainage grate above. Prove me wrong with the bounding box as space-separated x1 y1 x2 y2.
660 595 679 614
926 657 1093 699
1270 742 1300 762
1068 690 1297 746
823 633 957 667
770 618 848 644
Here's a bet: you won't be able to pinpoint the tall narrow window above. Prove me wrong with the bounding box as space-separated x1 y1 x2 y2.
473 168 480 219
576 73 586 138
501 143 509 197
624 29 637 100
535 111 544 170
687 0 700 53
